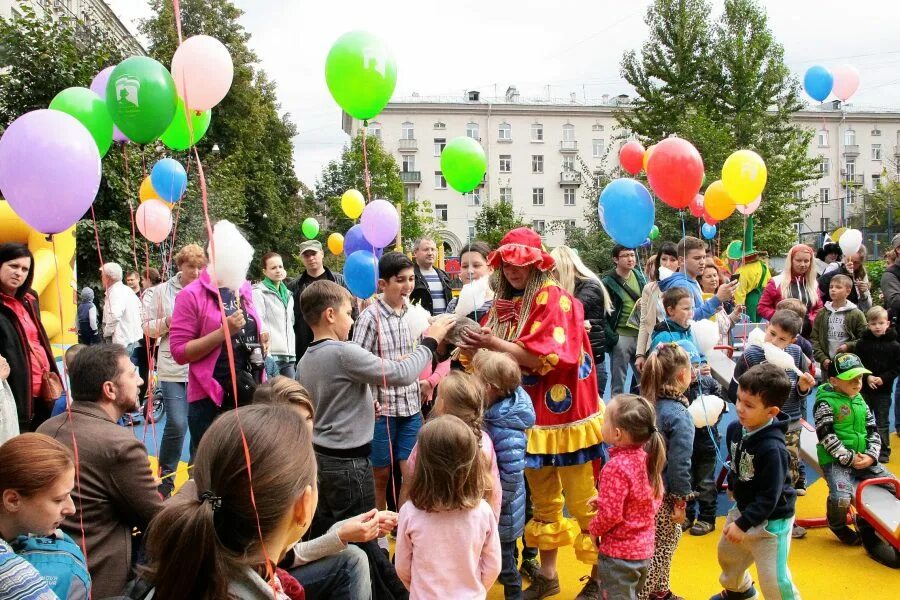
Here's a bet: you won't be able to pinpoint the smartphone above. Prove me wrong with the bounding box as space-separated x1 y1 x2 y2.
730 273 741 283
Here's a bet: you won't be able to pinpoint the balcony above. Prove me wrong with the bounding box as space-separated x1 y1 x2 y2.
845 174 865 186
843 144 859 157
399 171 421 185
894 145 900 158
398 138 417 152
559 171 582 186
559 141 578 153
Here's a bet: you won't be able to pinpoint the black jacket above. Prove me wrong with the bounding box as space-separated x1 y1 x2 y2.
851 328 900 392
409 264 452 315
287 268 354 359
573 278 610 360
725 411 796 531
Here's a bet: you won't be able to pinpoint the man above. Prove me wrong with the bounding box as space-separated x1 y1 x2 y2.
101 262 143 352
288 239 355 359
409 237 452 316
602 245 646 394
125 270 141 294
37 344 163 598
880 233 900 431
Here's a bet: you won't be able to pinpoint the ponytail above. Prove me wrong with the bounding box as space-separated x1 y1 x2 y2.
645 430 667 500
639 344 690 403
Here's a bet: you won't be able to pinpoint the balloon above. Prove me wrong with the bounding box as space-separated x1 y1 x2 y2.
360 199 400 247
701 223 717 240
325 31 397 120
344 224 383 257
341 189 365 219
160 98 212 151
302 217 320 239
150 158 187 202
689 194 705 218
838 228 863 257
831 65 860 102
344 250 379 298
692 319 720 355
648 225 660 240
646 137 704 209
327 232 344 255
598 179 655 249
704 180 736 221
735 196 761 215
642 144 656 172
106 56 178 144
640 239 652 248
440 136 487 194
171 35 234 111
90 66 128 143
703 215 719 226
619 140 645 175
0 110 101 234
139 176 160 202
49 87 113 157
803 65 834 102
135 199 173 243
722 150 767 205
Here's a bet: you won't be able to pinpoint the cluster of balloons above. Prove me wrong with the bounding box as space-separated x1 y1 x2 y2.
803 65 860 103
335 189 402 298
134 158 188 243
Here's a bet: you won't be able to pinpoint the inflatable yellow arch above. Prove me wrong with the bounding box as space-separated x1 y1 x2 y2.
0 200 77 357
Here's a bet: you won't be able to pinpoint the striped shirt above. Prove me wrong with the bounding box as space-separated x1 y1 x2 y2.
0 540 56 600
420 268 447 315
352 298 420 417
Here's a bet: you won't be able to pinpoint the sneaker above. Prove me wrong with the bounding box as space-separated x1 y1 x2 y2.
710 586 759 599
523 572 560 599
519 558 541 581
832 526 862 545
574 575 600 600
649 592 686 600
690 520 716 536
791 524 807 539
680 519 694 532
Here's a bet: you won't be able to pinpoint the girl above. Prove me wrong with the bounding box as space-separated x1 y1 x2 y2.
757 243 822 332
587 394 665 599
638 344 695 600
472 350 536 600
698 263 742 346
446 241 494 322
252 252 297 378
636 242 679 374
396 415 502 599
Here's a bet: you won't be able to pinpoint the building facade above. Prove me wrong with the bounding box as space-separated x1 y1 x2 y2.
343 88 900 255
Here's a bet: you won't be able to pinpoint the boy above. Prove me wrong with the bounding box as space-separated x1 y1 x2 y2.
651 287 708 365
775 298 814 367
51 344 86 417
712 363 800 600
811 274 866 373
296 279 453 538
658 236 737 320
814 353 896 544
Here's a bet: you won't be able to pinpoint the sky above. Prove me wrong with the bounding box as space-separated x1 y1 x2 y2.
107 0 900 187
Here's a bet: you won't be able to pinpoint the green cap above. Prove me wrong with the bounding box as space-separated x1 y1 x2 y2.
828 353 871 381
299 240 323 254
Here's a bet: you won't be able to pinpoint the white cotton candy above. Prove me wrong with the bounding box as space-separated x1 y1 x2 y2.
688 395 726 428
658 266 675 281
455 276 490 317
763 342 802 375
691 318 719 355
404 300 432 341
747 327 766 348
208 220 254 291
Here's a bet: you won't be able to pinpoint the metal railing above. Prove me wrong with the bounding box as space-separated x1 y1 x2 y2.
843 144 860 156
559 171 582 185
399 171 421 183
559 140 578 152
398 138 417 151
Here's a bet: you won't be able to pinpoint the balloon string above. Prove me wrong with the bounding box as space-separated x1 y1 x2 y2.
121 144 140 275
89 205 105 267
361 123 372 203
140 240 160 458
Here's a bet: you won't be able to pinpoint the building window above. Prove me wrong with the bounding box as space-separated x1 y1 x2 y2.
563 155 575 172
872 129 882 137
532 155 544 174
434 138 446 157
401 122 414 140
404 186 416 202
434 171 447 189
468 220 476 240
435 204 448 221
820 217 831 232
592 123 604 132
563 219 577 230
872 144 882 160
500 187 512 202
792 190 803 201
819 157 830 176
592 139 605 157
818 130 829 147
402 155 416 172
844 159 856 177
498 123 511 141
466 122 480 140
465 187 482 207
531 123 543 142
845 129 856 146
434 121 446 130
872 174 882 189
532 188 544 206
846 187 856 205
819 188 830 203
564 188 576 206
532 220 546 236
367 122 382 140
562 124 575 142
500 155 511 173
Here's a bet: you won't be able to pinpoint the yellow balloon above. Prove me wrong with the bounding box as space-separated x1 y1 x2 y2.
832 227 847 242
704 180 736 220
139 176 160 203
722 149 767 205
327 232 344 255
642 144 656 172
341 189 365 219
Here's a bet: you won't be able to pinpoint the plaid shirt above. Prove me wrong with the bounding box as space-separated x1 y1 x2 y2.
352 298 419 417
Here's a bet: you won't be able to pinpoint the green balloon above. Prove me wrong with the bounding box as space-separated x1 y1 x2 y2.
440 137 487 194
325 31 397 120
649 225 660 240
106 56 178 144
302 218 320 239
160 98 212 151
49 87 113 157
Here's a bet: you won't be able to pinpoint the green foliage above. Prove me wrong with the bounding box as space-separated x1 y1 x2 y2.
866 260 886 303
473 199 527 248
852 179 900 232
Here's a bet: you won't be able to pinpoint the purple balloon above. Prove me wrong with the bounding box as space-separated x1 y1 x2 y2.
344 224 383 258
0 109 102 234
90 66 129 143
360 199 400 248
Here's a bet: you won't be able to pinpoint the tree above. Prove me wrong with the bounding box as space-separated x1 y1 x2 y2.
473 198 527 248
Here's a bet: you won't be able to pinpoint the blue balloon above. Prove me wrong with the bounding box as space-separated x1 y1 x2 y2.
640 238 652 248
598 179 654 249
344 250 379 298
150 158 187 202
344 224 383 257
701 223 717 240
803 66 833 102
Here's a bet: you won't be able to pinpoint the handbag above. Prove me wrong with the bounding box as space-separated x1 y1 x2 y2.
29 345 63 404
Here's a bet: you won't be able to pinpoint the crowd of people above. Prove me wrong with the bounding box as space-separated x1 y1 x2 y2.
0 228 898 600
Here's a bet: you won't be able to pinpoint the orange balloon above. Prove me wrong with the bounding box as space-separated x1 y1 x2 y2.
642 144 656 172
704 180 736 220
139 176 160 202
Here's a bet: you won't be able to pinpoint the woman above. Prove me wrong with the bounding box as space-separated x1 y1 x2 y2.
0 433 86 598
551 245 613 397
136 404 317 599
460 227 604 599
446 241 494 322
635 242 679 373
0 244 61 432
253 252 296 378
143 244 207 497
818 245 873 311
698 262 742 345
758 244 822 330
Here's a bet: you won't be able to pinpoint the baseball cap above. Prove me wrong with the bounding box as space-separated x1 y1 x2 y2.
891 233 900 250
828 353 871 381
299 240 323 254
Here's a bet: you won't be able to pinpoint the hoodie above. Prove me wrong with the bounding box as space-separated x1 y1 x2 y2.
650 318 706 365
725 411 796 531
728 344 809 422
77 287 98 342
657 272 722 320
811 301 866 364
847 328 900 392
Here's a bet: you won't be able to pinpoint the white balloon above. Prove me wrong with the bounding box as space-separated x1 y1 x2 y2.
838 228 863 258
688 395 726 428
691 319 719 355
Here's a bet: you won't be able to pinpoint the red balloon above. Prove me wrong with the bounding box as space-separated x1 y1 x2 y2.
646 137 704 209
619 140 645 175
703 214 719 226
689 194 705 217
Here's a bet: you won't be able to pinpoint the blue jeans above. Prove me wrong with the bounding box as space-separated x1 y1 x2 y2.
157 381 188 493
265 355 296 379
498 540 522 600
610 334 639 395
289 545 371 600
822 462 895 532
188 398 223 459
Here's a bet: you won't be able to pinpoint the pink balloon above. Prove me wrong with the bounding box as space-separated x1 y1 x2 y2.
735 196 761 215
171 35 234 111
689 194 705 217
360 200 400 248
135 199 173 243
90 66 129 143
831 65 860 102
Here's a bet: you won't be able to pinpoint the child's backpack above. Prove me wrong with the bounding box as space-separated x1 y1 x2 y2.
12 530 90 600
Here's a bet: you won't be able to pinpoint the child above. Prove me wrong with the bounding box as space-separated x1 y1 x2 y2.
775 298 814 367
712 363 800 600
638 344 695 600
587 394 665 600
811 274 866 374
50 344 85 418
848 307 900 463
472 350 536 600
729 310 815 508
395 415 502 599
684 368 726 537
650 288 708 370
814 353 897 545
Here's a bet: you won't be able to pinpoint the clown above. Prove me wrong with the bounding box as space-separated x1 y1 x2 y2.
724 220 771 323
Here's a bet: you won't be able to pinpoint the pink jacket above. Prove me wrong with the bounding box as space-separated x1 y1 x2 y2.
418 358 450 404
757 274 823 323
169 269 262 406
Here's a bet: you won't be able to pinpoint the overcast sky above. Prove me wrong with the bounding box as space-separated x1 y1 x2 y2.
108 0 900 187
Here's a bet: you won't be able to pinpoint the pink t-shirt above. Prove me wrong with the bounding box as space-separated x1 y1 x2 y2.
395 499 501 599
